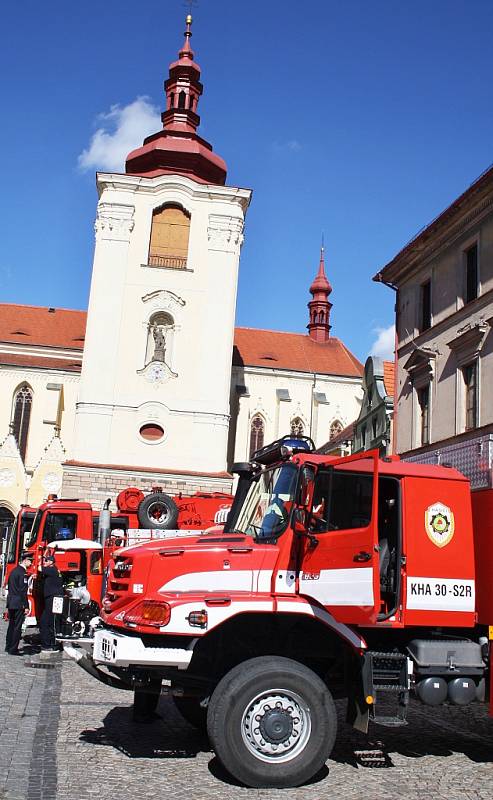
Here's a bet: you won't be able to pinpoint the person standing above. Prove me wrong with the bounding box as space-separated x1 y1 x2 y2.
39 554 63 651
5 551 33 655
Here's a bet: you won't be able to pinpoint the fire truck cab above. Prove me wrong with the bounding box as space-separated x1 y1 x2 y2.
63 437 491 788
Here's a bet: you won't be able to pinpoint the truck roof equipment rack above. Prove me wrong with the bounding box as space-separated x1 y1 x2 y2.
252 435 315 466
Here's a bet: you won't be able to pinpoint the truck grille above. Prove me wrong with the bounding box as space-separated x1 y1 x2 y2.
104 556 134 611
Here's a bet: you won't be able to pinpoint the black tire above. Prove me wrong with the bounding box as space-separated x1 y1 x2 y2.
173 696 208 731
137 492 179 530
207 656 337 788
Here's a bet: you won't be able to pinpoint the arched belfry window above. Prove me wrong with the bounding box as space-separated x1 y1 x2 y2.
290 417 304 437
148 204 190 269
329 419 343 441
11 384 32 462
249 414 265 458
146 312 175 366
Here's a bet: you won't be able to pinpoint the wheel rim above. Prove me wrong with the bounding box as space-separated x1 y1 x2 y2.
147 501 170 524
241 689 311 763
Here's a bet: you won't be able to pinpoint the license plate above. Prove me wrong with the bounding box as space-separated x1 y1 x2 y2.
52 596 64 614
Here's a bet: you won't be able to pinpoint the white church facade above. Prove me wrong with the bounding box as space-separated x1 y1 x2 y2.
0 17 363 527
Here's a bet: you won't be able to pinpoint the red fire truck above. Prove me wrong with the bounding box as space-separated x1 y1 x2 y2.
64 436 492 788
3 487 232 630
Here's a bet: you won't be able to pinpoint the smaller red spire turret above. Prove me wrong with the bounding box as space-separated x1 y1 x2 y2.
307 246 332 342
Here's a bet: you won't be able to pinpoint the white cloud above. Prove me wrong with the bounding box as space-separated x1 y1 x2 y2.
271 139 302 154
78 97 161 172
369 324 395 360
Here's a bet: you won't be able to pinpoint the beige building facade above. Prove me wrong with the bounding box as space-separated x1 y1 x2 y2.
375 165 493 471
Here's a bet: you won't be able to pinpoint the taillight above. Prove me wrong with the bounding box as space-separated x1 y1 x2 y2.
123 600 170 628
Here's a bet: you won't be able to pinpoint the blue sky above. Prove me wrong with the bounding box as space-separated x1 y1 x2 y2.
1 0 492 362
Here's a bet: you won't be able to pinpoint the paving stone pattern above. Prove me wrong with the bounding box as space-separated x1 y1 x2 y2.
1 609 492 800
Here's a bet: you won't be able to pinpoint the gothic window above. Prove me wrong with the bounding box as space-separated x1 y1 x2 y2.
146 312 175 366
11 384 32 462
148 204 190 269
329 419 343 441
249 415 265 458
178 90 186 109
290 417 304 436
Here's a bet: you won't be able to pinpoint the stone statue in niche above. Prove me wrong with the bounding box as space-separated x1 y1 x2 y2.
152 325 167 362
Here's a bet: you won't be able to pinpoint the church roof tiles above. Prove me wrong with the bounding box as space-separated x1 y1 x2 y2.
233 327 363 377
0 304 86 350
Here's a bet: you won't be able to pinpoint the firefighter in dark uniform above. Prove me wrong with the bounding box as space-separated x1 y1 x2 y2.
5 551 33 655
39 554 64 651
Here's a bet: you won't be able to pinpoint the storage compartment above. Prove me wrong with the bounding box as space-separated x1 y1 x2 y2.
407 638 485 675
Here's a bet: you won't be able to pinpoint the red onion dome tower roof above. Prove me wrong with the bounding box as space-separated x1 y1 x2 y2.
309 247 332 294
125 15 227 185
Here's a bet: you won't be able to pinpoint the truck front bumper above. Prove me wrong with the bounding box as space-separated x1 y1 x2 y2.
63 628 195 670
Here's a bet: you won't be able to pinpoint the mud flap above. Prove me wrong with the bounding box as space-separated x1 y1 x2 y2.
346 652 371 733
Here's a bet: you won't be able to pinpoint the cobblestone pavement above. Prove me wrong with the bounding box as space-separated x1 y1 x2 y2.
1 613 492 800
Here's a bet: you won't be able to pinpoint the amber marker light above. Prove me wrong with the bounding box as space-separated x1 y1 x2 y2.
365 695 374 705
186 610 208 628
124 600 171 628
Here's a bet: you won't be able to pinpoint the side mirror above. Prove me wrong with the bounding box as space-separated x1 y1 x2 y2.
299 465 316 508
293 508 307 533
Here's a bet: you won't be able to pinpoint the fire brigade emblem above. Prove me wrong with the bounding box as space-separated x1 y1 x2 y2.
425 502 455 548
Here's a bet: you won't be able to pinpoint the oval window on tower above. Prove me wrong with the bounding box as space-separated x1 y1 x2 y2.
139 423 165 442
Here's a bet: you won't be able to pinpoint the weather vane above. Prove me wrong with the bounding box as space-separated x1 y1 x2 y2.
183 0 198 11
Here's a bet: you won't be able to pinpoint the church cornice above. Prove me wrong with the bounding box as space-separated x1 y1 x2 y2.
96 172 252 212
0 342 83 360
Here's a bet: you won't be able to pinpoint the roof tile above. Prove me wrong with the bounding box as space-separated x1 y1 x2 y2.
233 328 362 377
383 360 395 397
0 304 86 350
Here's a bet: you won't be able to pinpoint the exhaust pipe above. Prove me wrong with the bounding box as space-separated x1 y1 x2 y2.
98 498 111 546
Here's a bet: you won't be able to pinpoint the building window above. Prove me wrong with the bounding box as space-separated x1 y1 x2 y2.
148 204 190 268
417 385 430 445
463 363 477 431
419 280 431 333
371 417 377 441
329 420 343 441
290 417 304 437
361 424 367 450
465 243 478 304
11 384 32 462
249 415 265 458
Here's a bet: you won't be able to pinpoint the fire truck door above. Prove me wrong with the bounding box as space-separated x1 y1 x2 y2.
299 450 381 625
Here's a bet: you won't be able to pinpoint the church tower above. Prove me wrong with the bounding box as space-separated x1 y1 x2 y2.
307 246 332 342
70 17 251 484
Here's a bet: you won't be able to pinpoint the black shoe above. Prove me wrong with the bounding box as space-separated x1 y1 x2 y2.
8 651 22 656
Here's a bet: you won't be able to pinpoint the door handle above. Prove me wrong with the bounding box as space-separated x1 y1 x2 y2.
353 551 372 563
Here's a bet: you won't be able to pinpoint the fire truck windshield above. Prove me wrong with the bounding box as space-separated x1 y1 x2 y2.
234 463 298 540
